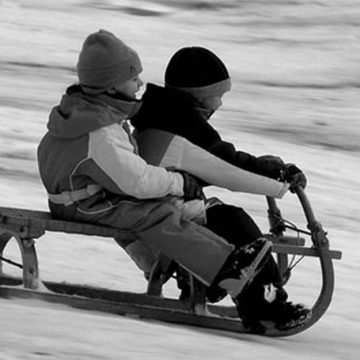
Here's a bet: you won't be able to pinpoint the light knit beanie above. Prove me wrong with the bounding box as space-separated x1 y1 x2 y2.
165 46 231 99
77 29 142 94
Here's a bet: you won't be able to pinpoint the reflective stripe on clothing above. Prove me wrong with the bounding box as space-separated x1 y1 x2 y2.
48 184 102 206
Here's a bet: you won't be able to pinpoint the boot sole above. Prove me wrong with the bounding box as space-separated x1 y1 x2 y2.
275 309 312 331
218 240 272 298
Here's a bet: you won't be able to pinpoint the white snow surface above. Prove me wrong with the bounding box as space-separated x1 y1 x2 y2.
0 0 359 359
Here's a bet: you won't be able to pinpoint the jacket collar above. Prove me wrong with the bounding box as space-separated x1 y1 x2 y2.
48 85 142 139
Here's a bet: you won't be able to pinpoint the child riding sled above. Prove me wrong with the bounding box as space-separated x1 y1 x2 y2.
131 46 310 332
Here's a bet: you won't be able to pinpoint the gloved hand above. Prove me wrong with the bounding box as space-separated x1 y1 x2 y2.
257 155 285 179
257 155 285 164
281 163 307 193
180 171 203 200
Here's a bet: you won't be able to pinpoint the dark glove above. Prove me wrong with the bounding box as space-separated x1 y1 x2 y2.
180 171 203 200
256 155 285 179
281 164 307 193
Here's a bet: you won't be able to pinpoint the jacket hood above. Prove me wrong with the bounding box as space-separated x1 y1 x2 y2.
48 85 142 139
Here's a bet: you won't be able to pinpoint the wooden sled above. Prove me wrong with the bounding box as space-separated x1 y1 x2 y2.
0 187 342 337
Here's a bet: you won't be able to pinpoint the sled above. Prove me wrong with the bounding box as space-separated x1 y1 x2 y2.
0 187 341 337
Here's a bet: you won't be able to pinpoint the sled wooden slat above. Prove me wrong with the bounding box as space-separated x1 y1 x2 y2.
0 206 129 239
0 207 341 260
272 243 342 260
267 235 305 246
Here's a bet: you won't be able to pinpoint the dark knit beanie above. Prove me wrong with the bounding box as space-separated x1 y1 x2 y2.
165 47 231 98
77 29 142 94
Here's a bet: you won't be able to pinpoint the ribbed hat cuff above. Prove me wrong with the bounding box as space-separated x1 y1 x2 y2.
78 58 142 94
165 78 231 99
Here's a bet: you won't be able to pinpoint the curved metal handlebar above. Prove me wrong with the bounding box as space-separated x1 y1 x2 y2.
267 186 329 248
265 186 336 337
294 186 315 224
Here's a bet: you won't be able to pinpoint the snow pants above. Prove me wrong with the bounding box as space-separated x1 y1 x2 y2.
206 203 283 287
50 198 234 286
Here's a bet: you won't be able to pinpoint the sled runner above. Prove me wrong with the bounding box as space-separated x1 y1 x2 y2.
0 187 341 337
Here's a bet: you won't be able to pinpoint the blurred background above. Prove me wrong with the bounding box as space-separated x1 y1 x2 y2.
0 1 359 359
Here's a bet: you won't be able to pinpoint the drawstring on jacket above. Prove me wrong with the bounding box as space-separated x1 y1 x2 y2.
48 184 102 206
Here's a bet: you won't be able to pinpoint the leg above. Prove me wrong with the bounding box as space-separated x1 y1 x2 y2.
205 206 309 332
206 204 261 247
205 204 283 299
75 199 233 286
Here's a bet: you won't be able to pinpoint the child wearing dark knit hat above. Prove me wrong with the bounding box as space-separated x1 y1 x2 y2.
164 46 306 189
131 46 310 332
165 47 231 100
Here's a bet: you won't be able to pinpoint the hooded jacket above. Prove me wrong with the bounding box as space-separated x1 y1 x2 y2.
37 85 235 285
37 85 185 217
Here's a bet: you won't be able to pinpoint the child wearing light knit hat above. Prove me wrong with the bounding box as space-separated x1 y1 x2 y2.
38 30 211 290
77 29 143 98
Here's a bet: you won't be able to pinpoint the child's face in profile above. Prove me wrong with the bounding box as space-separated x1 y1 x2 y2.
111 75 144 99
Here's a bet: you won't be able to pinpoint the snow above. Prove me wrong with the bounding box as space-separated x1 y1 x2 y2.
0 0 359 359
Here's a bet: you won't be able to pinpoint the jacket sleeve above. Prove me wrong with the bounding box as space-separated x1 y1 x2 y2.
192 122 285 180
135 129 289 199
86 123 184 199
208 139 285 179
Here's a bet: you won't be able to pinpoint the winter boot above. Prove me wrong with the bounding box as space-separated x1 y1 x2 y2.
215 238 273 298
235 284 311 333
272 301 311 330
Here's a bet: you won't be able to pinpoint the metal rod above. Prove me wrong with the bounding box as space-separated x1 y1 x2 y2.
0 256 23 269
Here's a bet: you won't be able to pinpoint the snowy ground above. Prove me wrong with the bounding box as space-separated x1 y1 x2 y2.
0 0 359 359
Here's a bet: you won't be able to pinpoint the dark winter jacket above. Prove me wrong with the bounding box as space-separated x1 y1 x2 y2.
131 83 285 180
130 83 289 198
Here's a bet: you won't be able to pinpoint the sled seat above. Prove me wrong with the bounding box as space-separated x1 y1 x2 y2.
0 206 342 256
0 206 128 239
0 206 134 290
0 206 341 292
